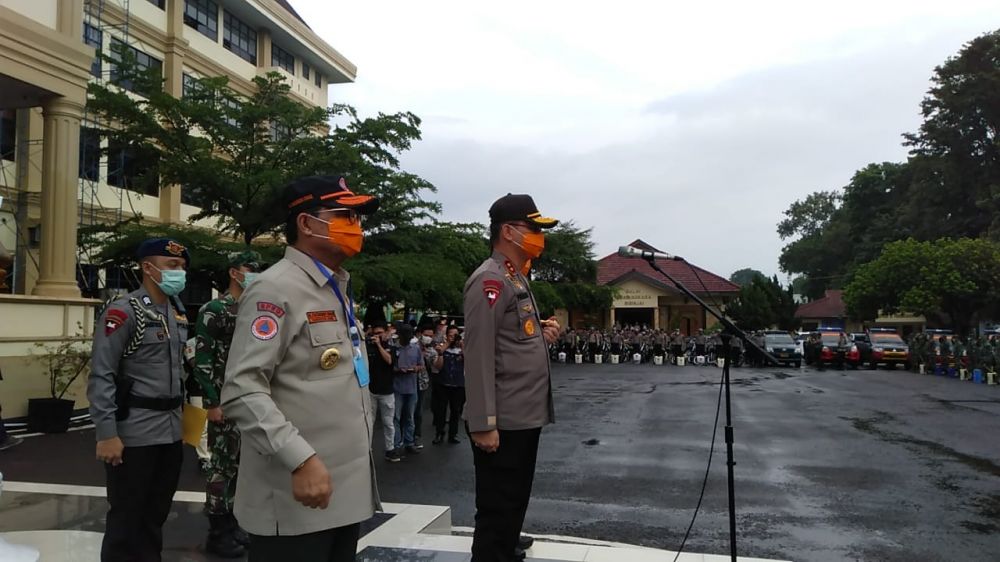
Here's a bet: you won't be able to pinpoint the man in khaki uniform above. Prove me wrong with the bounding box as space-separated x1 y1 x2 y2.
464 194 562 561
221 175 380 562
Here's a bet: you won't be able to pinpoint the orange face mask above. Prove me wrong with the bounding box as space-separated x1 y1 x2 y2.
521 259 532 276
510 226 545 259
311 214 364 257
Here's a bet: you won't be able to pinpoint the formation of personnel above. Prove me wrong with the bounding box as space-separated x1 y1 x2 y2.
908 332 1000 374
553 326 746 366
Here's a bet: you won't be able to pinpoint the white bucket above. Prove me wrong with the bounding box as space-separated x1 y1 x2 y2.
558 352 567 363
695 355 706 365
595 355 603 364
633 353 642 364
575 354 583 364
717 358 726 368
919 364 925 375
611 354 620 364
960 368 969 381
989 372 998 385
653 356 663 366
677 357 686 367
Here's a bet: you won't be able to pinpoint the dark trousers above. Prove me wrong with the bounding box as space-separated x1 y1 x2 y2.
0 404 7 442
414 387 429 439
431 383 466 438
102 441 183 562
470 427 542 562
249 523 360 562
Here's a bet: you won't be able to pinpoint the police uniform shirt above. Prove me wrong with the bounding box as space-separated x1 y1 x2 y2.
221 246 379 536
88 288 186 446
463 251 554 433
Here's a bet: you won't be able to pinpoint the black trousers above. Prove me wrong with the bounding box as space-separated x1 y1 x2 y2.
102 441 183 562
249 523 360 562
414 387 429 439
470 427 542 562
0 403 7 442
431 383 467 437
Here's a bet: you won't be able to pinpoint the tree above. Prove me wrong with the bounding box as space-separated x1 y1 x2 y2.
903 29 1000 239
729 268 766 287
529 222 614 321
86 58 438 245
844 238 1000 335
726 275 800 331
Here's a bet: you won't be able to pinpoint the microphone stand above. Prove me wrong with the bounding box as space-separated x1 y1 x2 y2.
641 255 779 562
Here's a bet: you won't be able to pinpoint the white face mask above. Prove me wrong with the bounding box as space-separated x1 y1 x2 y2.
421 336 432 345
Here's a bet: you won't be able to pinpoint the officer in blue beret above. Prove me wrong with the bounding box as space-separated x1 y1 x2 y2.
88 237 191 561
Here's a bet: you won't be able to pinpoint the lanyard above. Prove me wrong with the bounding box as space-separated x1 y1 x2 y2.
311 258 362 352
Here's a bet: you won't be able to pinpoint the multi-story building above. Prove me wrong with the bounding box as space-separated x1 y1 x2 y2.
0 0 356 416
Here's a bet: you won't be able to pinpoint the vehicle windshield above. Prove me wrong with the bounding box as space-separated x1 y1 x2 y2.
872 334 905 345
765 334 795 345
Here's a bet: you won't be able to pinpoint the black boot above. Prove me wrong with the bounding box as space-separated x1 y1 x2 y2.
228 513 250 547
206 514 246 558
432 432 444 445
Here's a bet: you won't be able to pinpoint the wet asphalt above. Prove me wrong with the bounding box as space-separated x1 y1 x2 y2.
375 363 1000 562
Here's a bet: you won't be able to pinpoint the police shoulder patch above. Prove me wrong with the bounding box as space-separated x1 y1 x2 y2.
105 309 128 336
251 315 279 341
483 279 503 308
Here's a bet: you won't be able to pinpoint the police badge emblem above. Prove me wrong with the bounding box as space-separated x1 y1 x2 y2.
320 347 340 370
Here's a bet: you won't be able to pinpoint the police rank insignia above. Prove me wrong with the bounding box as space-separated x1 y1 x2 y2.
166 241 186 256
524 318 536 337
251 316 278 341
483 279 502 308
320 347 340 370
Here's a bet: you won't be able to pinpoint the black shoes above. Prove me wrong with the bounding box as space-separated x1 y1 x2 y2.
518 535 534 550
448 435 461 444
385 449 403 462
432 433 445 445
405 445 422 455
206 514 246 558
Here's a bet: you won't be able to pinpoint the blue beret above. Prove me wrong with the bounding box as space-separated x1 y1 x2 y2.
136 238 190 265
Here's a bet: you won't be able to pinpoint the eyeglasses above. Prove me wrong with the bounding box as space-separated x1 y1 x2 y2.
315 208 362 225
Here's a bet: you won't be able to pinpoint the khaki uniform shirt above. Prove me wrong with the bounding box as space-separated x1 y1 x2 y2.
221 246 379 536
463 252 554 433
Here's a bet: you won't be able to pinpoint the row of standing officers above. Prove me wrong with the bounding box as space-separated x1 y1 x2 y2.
87 176 561 562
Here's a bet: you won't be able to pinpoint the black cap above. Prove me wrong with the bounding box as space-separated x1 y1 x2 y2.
136 238 190 265
488 194 558 229
284 175 379 219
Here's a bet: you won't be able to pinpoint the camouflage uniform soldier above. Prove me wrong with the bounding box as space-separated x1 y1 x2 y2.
192 251 262 558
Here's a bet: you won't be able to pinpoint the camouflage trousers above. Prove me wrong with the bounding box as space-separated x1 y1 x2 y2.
205 418 240 516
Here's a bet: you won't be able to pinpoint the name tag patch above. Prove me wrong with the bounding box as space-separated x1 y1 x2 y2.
307 310 338 324
257 302 286 318
251 316 279 341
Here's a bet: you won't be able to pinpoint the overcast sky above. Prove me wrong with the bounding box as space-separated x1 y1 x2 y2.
294 0 999 280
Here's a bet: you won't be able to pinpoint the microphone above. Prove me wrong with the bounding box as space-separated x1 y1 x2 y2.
617 245 683 261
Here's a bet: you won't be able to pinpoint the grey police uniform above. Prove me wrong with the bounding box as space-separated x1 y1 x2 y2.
464 252 554 433
221 246 380 537
89 287 186 446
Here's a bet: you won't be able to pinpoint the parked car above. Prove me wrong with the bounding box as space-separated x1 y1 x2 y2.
848 332 870 368
805 328 851 369
764 331 802 368
866 329 911 369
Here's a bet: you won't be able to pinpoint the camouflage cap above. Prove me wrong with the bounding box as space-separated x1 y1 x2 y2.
228 250 262 271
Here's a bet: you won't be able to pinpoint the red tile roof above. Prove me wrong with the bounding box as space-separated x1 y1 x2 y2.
795 290 846 319
596 240 740 294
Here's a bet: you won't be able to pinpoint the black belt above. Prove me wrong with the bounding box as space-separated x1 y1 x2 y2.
128 395 183 411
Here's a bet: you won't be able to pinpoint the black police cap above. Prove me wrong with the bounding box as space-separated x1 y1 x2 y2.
488 193 558 229
136 238 190 265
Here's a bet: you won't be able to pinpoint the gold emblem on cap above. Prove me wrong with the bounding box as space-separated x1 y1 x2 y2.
320 347 341 370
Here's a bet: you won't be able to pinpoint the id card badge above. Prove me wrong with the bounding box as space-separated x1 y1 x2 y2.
352 347 370 387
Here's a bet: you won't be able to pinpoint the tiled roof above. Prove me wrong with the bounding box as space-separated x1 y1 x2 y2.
596 240 740 294
275 0 310 29
795 290 846 319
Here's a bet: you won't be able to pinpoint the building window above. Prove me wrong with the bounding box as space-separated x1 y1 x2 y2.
271 43 294 73
302 62 310 80
269 121 290 142
220 97 241 128
0 110 15 162
180 184 200 206
182 73 197 97
146 0 165 8
83 23 103 78
184 0 218 40
107 140 159 196
223 11 257 64
109 38 163 96
314 72 322 88
79 127 101 181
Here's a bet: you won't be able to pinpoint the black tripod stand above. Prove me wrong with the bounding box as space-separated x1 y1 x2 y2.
641 255 778 562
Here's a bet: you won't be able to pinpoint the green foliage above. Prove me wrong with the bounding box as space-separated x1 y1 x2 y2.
729 268 766 287
844 238 1000 334
32 325 91 400
529 222 614 318
727 276 800 331
778 29 1000 299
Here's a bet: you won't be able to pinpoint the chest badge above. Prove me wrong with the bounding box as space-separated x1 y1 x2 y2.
524 318 537 337
320 347 341 370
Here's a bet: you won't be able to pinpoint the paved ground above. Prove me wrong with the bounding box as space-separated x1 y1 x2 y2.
3 363 999 561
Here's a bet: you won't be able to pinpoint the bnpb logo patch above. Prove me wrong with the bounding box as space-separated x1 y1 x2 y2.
251 315 279 341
